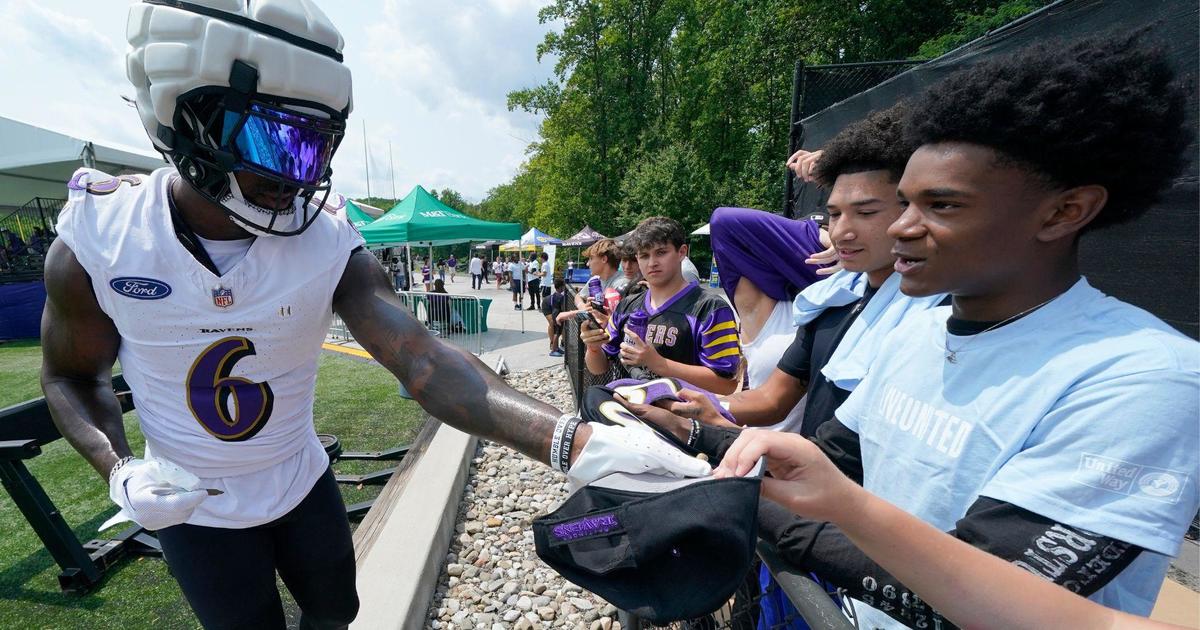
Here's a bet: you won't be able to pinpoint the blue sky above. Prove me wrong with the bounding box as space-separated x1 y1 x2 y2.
0 0 557 202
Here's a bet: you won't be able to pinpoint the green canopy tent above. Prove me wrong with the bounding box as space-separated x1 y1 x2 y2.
358 185 521 247
343 199 376 230
357 186 522 334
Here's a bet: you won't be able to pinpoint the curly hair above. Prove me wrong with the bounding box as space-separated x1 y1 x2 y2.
905 31 1190 230
813 100 913 188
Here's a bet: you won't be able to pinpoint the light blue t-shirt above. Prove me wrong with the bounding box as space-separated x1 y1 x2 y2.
834 278 1199 628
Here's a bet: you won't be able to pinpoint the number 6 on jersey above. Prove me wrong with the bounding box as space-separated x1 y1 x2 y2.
187 337 275 441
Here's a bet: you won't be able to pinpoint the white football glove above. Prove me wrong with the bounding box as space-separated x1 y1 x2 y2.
567 421 712 491
102 458 210 531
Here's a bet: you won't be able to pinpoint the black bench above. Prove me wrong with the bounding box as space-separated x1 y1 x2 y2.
0 374 162 593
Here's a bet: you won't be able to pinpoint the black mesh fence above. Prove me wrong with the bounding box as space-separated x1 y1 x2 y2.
783 60 919 220
778 0 1198 339
798 61 923 122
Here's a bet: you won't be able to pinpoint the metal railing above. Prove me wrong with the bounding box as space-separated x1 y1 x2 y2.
327 291 487 355
0 197 63 277
617 543 855 629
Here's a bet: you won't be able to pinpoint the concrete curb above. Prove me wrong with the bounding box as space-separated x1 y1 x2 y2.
351 423 478 630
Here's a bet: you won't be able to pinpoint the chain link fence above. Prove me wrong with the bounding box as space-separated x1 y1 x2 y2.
783 60 921 219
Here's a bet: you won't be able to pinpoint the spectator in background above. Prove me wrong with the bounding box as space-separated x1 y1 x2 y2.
426 278 461 333
447 254 457 283
436 258 446 283
543 277 566 357
582 217 742 394
396 256 410 291
617 243 646 299
526 255 542 310
493 258 504 289
539 251 553 309
469 253 483 289
421 259 432 292
28 227 48 255
508 255 525 310
557 238 630 326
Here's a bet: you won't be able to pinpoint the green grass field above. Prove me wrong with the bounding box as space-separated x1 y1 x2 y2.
0 340 425 629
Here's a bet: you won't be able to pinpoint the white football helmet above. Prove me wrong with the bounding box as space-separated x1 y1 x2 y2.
126 0 353 236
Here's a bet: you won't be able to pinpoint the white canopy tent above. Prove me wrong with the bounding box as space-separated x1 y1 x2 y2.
0 115 166 209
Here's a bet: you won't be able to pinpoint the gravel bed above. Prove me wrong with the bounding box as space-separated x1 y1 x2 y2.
424 367 623 630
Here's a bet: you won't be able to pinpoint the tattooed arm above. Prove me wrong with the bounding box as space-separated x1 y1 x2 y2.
333 249 591 463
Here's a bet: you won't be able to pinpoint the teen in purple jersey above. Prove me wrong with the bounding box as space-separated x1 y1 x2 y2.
582 217 742 394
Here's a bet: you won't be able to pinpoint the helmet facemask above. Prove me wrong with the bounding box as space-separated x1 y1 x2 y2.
167 61 347 237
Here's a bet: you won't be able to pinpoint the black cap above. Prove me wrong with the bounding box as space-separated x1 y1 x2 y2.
534 452 763 623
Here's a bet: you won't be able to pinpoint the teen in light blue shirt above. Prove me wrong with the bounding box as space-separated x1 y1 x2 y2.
744 35 1198 630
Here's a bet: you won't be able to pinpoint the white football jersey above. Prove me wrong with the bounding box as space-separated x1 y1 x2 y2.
56 167 364 486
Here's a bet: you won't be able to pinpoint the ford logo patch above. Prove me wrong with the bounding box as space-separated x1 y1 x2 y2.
109 277 172 300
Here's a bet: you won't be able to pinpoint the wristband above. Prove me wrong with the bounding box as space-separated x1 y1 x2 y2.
558 417 582 474
550 413 581 473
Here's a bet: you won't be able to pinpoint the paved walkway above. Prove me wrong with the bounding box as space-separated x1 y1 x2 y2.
324 276 565 373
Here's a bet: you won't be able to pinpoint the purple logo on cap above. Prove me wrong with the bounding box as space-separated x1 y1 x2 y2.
552 513 622 541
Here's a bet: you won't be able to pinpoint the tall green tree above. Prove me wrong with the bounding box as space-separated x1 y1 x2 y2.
491 0 1047 236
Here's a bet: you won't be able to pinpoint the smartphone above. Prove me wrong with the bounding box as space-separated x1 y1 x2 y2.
575 310 602 329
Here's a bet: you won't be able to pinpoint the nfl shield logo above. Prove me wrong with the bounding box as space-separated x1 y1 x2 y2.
212 287 234 308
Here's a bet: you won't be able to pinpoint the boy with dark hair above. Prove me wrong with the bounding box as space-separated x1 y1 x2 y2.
694 101 945 437
617 242 646 299
582 216 742 394
641 34 1199 629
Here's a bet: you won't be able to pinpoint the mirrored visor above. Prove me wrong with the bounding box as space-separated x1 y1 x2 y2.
222 103 341 186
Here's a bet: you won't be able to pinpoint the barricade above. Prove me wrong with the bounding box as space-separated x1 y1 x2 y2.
396 291 486 355
327 291 489 355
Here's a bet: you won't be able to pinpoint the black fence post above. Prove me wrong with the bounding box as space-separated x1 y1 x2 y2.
783 61 805 219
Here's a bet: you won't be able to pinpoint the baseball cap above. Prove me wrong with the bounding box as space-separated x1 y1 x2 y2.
533 385 763 623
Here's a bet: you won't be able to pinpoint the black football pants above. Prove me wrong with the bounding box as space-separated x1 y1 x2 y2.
157 468 358 630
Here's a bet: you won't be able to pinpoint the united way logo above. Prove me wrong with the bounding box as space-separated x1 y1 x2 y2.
109 277 171 300
211 287 234 308
1073 453 1187 504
